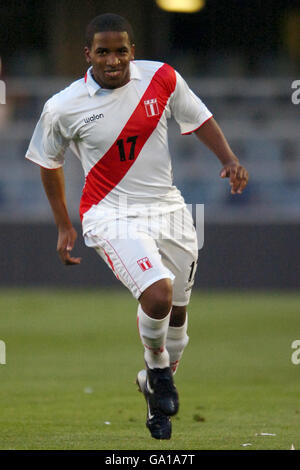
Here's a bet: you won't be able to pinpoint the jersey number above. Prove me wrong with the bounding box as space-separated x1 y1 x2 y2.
117 136 138 162
188 261 197 284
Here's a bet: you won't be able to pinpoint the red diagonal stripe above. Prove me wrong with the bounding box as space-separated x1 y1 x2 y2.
80 63 176 219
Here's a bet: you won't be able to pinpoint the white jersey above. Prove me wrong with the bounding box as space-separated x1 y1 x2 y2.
26 60 212 234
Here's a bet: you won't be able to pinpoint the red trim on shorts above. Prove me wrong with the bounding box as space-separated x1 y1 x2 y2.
103 250 119 280
84 72 87 83
79 63 177 220
181 115 213 135
102 238 142 295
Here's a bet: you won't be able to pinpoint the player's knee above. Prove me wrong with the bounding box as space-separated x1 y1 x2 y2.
139 278 173 319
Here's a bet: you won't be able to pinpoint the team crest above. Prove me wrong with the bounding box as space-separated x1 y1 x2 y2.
144 99 159 117
137 257 153 271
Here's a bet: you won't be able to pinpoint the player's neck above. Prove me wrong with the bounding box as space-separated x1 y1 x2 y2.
91 70 102 88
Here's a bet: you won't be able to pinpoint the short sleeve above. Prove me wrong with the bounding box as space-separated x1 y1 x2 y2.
170 71 213 135
25 100 70 169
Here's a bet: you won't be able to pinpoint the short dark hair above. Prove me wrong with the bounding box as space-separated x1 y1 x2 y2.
86 13 135 48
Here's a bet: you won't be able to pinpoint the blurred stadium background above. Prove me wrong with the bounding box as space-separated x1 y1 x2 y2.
0 0 299 289
0 0 300 451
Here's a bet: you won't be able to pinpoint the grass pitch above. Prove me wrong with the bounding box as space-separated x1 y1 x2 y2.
0 288 299 450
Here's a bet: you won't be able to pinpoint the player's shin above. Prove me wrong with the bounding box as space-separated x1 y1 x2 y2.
137 305 170 369
166 314 189 374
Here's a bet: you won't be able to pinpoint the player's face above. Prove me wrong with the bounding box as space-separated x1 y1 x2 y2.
85 31 135 89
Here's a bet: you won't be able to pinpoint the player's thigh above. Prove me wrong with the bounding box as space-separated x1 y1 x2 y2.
84 227 175 300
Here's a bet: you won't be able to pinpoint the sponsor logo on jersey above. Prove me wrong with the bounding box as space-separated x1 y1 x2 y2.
83 113 104 124
144 98 159 117
137 257 153 271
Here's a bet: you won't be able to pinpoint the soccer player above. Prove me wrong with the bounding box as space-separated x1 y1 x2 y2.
25 13 248 440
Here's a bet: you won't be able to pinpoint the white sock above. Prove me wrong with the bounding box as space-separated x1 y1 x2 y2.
166 314 189 374
137 304 170 369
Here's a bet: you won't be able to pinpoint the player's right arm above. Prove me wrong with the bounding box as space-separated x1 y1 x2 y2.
26 99 81 266
40 167 81 266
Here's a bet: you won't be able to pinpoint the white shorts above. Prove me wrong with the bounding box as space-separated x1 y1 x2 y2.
84 207 198 306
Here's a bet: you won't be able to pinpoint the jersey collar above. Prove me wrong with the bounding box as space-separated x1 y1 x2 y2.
84 61 142 96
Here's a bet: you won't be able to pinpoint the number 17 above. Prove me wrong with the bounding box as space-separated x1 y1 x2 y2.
116 136 138 162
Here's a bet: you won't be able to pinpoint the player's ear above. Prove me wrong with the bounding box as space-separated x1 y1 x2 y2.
130 44 135 60
84 46 91 64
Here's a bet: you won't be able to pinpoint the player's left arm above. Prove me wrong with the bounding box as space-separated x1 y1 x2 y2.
194 117 249 194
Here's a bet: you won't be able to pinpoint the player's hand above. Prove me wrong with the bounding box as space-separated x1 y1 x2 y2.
220 162 249 194
57 226 82 266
